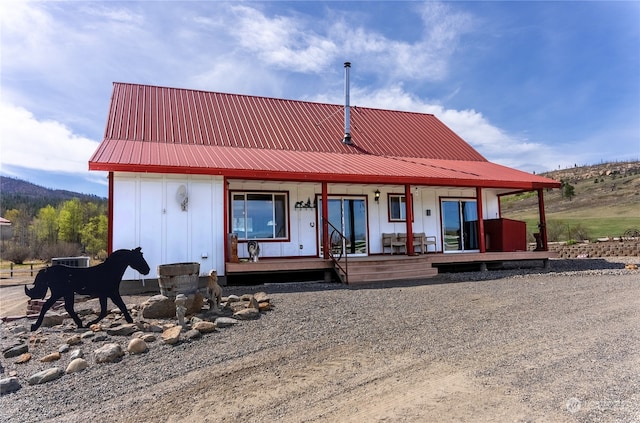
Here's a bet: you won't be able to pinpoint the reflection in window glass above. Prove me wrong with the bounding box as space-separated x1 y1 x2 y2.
231 192 288 239
389 195 407 221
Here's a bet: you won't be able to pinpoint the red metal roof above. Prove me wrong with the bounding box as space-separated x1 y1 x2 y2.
90 83 560 190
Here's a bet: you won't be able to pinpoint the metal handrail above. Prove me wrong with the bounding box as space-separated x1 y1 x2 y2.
323 219 348 284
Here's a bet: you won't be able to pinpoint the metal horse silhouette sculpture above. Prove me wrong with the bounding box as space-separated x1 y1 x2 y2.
25 247 151 331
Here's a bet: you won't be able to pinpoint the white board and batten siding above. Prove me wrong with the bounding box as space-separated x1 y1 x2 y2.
112 173 224 280
113 173 503 280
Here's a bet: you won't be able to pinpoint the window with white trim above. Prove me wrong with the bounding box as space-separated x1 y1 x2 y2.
231 192 288 240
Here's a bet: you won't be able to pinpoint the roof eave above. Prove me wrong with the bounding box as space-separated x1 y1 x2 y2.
88 162 561 190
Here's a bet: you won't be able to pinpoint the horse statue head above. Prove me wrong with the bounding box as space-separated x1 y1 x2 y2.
127 247 151 275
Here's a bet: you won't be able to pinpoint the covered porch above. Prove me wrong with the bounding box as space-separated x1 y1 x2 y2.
225 250 558 285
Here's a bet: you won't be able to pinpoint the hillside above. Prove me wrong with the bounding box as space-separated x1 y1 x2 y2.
501 161 640 239
0 176 106 216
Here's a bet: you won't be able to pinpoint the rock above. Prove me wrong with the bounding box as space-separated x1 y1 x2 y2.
58 344 70 353
69 349 84 360
258 302 271 311
184 329 201 340
226 294 240 303
92 334 110 342
254 292 270 303
15 353 32 364
241 294 254 301
3 344 28 359
141 334 157 342
148 324 164 333
94 343 124 364
40 351 61 362
41 313 65 327
81 331 95 339
214 317 238 328
107 324 138 336
142 295 175 319
127 338 148 354
186 292 205 315
192 321 216 333
247 297 259 310
89 324 102 332
66 335 82 345
28 367 63 385
233 308 260 320
161 326 182 345
66 358 89 374
0 377 22 395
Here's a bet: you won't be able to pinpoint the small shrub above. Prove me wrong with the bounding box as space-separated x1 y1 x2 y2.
4 244 31 264
39 242 82 262
96 249 108 261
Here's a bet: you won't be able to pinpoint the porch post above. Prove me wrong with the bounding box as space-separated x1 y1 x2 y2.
223 177 229 263
405 184 414 255
322 182 329 259
476 187 486 253
537 188 548 251
107 172 114 254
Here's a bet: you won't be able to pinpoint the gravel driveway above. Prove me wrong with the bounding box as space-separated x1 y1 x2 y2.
1 258 639 422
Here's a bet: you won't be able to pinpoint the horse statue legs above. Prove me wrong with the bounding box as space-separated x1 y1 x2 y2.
88 294 134 326
30 291 84 332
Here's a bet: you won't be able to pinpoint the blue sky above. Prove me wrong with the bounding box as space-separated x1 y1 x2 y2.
1 1 638 197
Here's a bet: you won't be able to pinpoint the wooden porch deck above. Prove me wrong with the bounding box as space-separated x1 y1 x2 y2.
225 250 558 285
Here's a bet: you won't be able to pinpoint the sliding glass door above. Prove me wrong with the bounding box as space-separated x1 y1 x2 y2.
441 199 479 252
318 197 368 256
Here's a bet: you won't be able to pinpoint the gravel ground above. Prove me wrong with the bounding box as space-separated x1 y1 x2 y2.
1 257 639 422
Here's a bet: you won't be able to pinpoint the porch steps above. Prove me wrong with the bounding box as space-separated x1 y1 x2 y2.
340 256 438 285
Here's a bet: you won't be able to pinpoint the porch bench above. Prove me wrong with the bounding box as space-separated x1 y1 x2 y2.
412 232 437 254
382 233 405 254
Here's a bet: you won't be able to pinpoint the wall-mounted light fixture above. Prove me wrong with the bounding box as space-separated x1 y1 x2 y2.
374 189 380 202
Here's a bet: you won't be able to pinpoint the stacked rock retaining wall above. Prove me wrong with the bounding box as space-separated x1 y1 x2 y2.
538 240 639 258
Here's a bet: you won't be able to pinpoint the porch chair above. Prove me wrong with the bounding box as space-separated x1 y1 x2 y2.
412 233 426 254
394 233 407 254
382 233 406 254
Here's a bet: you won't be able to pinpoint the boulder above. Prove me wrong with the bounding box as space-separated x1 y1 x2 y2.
186 292 205 315
142 295 175 319
94 343 124 364
66 358 89 374
107 324 138 336
161 326 182 345
127 338 148 354
0 377 21 395
41 313 65 327
69 349 84 360
254 292 270 303
3 344 28 359
184 329 201 340
233 308 260 320
192 321 216 334
214 317 238 328
28 367 64 385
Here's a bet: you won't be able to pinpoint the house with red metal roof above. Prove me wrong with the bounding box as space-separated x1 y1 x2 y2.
90 66 560 284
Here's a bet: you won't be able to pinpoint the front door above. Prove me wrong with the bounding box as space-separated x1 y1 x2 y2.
318 197 368 257
441 199 479 252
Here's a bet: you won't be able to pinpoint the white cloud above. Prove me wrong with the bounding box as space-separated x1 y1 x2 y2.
229 5 338 73
312 84 565 173
0 101 100 175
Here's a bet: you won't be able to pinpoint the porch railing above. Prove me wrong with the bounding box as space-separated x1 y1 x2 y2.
323 219 348 284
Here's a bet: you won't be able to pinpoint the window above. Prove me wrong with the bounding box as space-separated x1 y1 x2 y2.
389 194 408 221
231 192 288 240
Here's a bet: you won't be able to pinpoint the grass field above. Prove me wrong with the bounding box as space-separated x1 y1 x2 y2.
501 162 640 241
